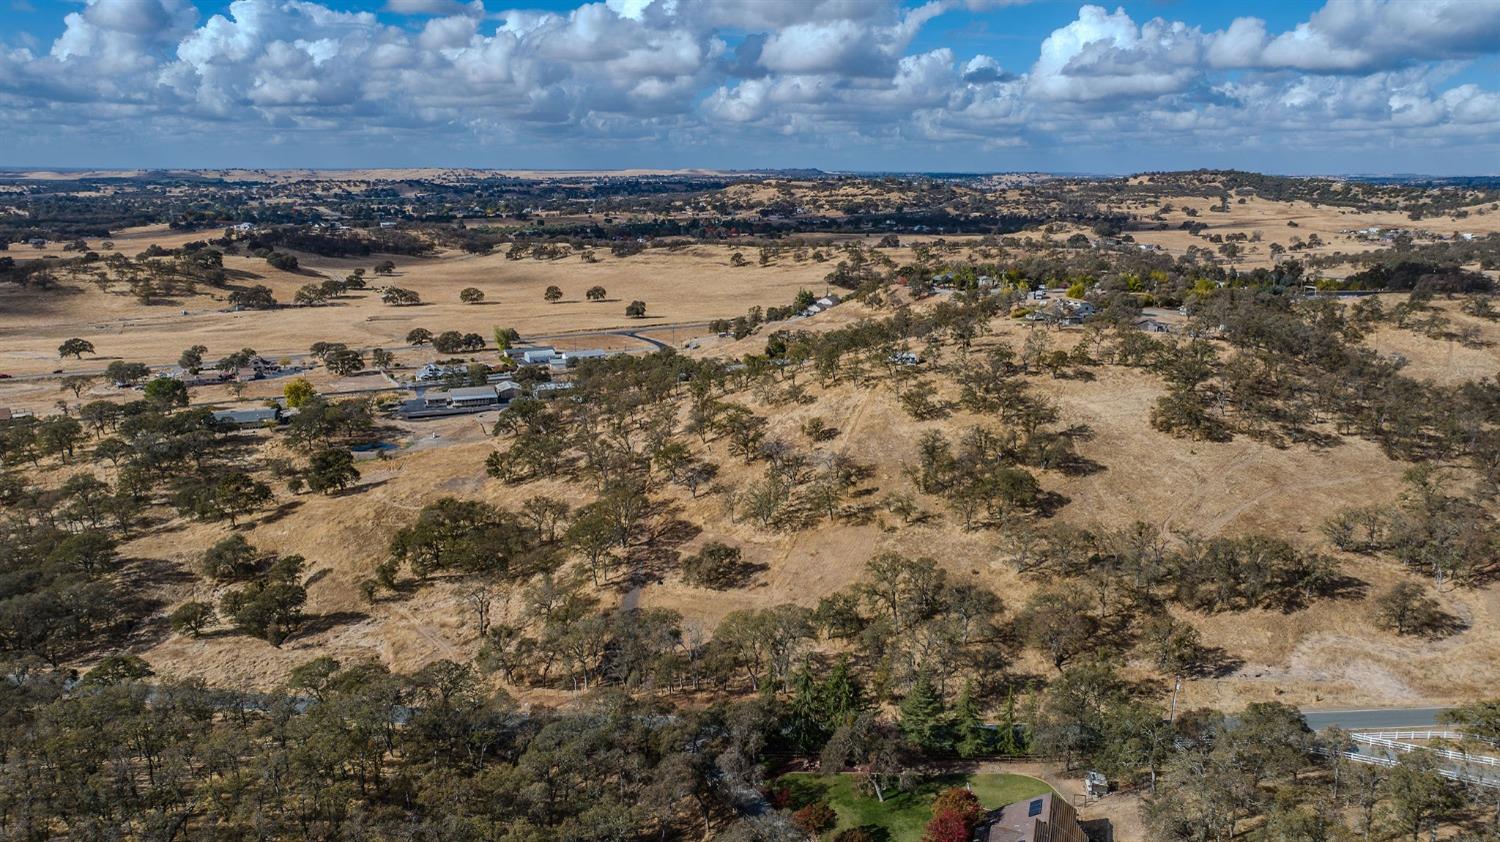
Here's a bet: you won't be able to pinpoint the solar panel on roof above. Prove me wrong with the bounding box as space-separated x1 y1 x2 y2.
1027 799 1043 817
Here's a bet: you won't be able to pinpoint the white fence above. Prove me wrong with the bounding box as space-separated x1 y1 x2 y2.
1350 734 1500 769
1352 730 1468 742
1329 750 1500 789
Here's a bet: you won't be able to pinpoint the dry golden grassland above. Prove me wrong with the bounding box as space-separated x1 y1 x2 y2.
1114 194 1500 271
6 193 1500 714
95 295 1500 717
0 231 844 386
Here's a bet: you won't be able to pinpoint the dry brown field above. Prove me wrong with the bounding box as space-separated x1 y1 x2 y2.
94 294 1500 719
0 232 846 388
6 191 1500 721
1115 194 1500 270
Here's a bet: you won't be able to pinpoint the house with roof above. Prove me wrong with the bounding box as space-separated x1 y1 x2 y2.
233 356 283 382
510 345 564 364
444 386 504 408
212 407 282 427
490 379 522 400
417 362 468 382
978 793 1088 842
175 368 235 387
1026 299 1096 326
554 349 612 367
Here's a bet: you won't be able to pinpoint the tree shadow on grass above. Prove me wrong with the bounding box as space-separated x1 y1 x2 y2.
1187 645 1246 679
684 558 770 591
294 610 370 639
256 499 305 526
120 555 196 590
328 477 391 498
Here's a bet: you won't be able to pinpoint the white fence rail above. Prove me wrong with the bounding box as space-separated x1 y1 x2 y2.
1329 750 1500 789
1351 730 1468 742
1351 735 1500 768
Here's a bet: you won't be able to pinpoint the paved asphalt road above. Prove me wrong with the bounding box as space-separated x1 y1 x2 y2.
1302 707 1452 731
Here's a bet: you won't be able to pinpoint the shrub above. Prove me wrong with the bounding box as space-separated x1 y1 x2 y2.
930 788 984 827
1374 582 1452 637
381 287 420 306
922 810 973 842
284 377 316 408
681 542 750 589
791 801 836 836
170 602 216 636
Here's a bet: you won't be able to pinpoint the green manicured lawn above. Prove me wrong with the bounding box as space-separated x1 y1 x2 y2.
775 771 1054 841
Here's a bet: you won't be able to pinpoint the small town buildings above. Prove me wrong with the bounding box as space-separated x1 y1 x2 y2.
978 793 1088 842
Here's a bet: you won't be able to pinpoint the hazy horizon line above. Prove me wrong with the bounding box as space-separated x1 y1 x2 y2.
3 166 1498 180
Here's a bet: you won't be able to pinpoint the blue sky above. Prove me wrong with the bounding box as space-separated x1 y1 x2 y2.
3 0 1500 173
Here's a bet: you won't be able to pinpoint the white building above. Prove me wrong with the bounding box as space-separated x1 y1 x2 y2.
417 363 467 382
555 349 611 367
445 386 503 408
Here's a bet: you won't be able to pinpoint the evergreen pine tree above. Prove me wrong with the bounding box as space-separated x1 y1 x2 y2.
819 657 866 729
899 672 948 752
954 681 993 758
784 664 829 753
995 688 1023 756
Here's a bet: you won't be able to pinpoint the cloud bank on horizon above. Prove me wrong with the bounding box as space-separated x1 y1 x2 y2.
4 0 1500 172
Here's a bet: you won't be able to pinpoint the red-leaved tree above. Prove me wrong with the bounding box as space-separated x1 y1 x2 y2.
922 809 972 842
930 787 984 827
